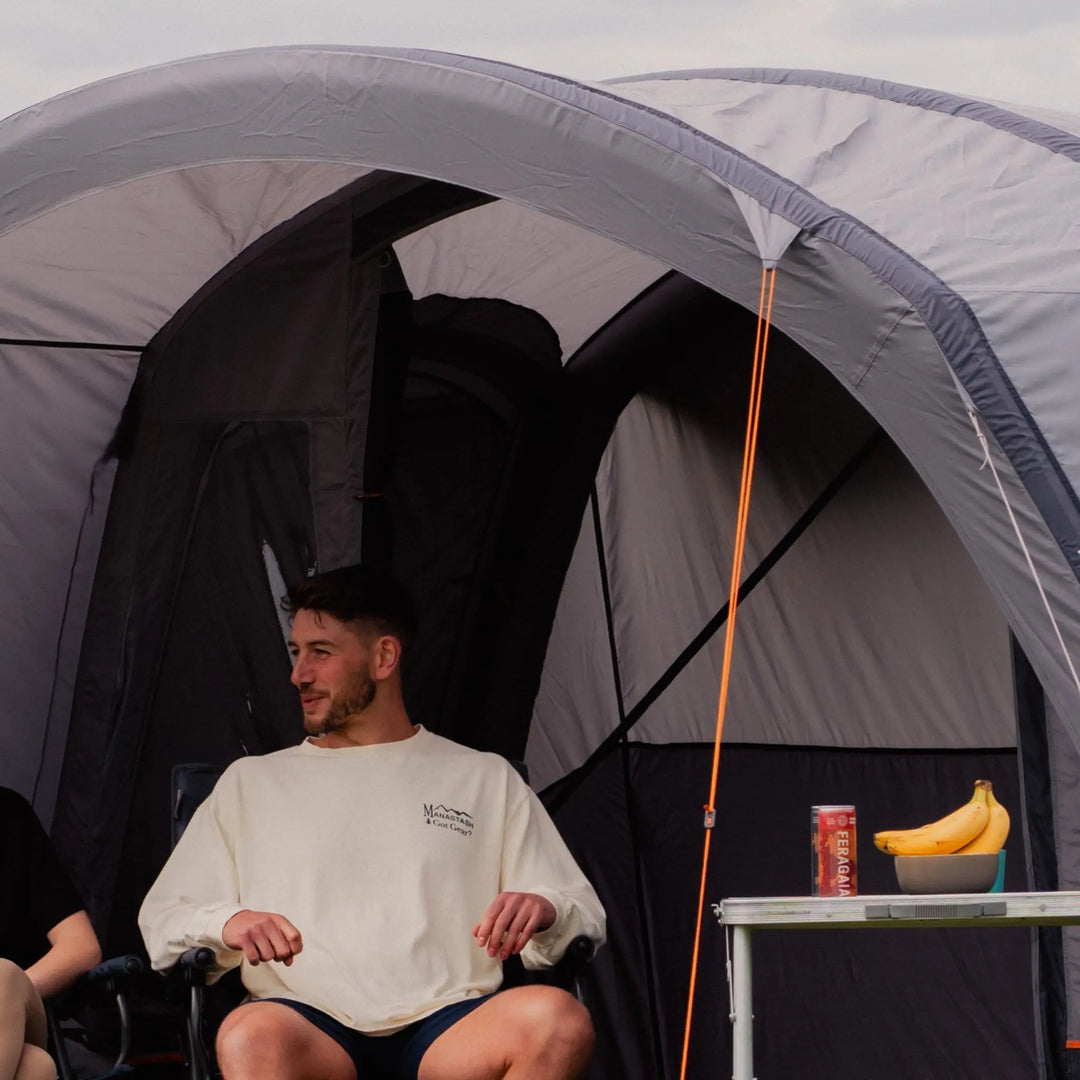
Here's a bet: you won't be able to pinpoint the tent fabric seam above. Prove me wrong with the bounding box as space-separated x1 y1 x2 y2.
590 485 627 727
853 304 911 388
0 157 370 243
538 741 1019 801
31 467 101 807
614 740 1020 754
603 67 1080 164
0 337 144 352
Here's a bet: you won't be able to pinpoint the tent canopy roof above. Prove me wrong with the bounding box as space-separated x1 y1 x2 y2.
4 46 1080 799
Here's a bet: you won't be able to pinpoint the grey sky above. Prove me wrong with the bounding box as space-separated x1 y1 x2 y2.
2 0 1080 122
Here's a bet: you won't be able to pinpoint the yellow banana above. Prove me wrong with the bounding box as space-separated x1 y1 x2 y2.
873 780 990 856
956 782 1010 853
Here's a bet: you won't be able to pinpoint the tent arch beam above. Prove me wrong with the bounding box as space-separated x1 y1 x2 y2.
3 49 1075 590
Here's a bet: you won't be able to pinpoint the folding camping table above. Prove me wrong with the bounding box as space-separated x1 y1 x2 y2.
715 891 1080 1080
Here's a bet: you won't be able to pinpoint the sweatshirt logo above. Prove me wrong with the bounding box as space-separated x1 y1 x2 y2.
423 803 475 838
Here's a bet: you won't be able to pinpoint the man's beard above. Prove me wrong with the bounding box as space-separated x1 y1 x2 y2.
305 671 376 736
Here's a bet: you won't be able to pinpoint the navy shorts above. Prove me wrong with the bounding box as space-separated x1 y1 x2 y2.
257 994 493 1079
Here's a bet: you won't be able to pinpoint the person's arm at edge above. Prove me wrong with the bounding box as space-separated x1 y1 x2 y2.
138 783 247 979
25 910 102 1000
489 776 606 970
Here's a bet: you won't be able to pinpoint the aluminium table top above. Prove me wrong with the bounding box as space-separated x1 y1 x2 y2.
714 892 1080 930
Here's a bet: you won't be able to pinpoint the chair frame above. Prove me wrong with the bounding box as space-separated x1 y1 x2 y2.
46 955 144 1080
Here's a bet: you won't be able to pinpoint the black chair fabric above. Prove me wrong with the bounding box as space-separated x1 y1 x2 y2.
171 765 226 848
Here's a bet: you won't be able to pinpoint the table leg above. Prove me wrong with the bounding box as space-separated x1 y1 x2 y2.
732 925 753 1080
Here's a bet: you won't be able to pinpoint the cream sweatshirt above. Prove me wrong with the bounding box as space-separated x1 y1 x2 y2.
138 726 605 1033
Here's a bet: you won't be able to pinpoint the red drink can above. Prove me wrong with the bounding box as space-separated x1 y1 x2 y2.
811 805 857 896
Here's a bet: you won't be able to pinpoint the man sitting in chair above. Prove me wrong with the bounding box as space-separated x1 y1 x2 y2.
139 565 605 1080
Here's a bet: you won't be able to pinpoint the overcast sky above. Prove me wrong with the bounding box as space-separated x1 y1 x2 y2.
2 0 1080 122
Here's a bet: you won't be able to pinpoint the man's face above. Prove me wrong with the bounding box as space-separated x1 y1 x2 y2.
288 609 375 735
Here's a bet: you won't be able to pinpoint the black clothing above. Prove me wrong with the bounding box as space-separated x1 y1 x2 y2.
263 995 493 1079
0 786 83 968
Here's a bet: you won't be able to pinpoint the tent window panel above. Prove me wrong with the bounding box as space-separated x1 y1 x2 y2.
98 420 315 954
387 371 520 734
527 500 622 793
594 325 1012 752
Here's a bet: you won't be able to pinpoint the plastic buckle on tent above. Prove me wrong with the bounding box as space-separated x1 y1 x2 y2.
703 807 716 829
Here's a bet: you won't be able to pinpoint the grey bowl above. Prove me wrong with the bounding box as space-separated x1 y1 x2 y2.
894 852 1000 894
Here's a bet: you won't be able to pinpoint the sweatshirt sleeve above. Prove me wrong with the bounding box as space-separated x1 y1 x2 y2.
499 779 606 971
137 779 246 980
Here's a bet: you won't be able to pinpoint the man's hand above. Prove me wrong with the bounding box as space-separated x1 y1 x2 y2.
222 910 303 966
473 892 557 960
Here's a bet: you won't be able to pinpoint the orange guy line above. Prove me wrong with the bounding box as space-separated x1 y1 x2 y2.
678 265 776 1080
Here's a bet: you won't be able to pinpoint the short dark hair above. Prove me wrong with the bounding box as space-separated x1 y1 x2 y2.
282 565 417 651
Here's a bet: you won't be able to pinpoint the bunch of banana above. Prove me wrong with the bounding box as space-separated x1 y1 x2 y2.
956 783 1011 854
873 779 1010 856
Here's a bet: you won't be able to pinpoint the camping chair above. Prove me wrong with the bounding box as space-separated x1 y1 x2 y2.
167 759 595 1080
45 954 144 1080
168 764 242 1080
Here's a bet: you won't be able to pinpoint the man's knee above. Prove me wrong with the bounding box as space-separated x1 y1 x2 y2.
511 987 595 1062
0 957 30 995
18 1043 58 1080
216 1005 300 1076
0 958 46 1046
215 1002 355 1080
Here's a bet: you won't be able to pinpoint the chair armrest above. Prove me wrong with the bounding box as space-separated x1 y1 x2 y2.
48 955 144 1080
84 954 144 990
163 949 217 1080
544 934 595 989
176 947 216 986
502 933 596 993
565 935 595 967
163 947 216 1010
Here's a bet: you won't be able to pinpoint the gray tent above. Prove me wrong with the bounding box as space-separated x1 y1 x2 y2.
3 47 1080 1079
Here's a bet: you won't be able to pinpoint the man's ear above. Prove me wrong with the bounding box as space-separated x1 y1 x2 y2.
371 634 402 680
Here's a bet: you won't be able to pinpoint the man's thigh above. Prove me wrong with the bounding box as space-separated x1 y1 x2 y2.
216 1001 357 1080
417 986 594 1080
